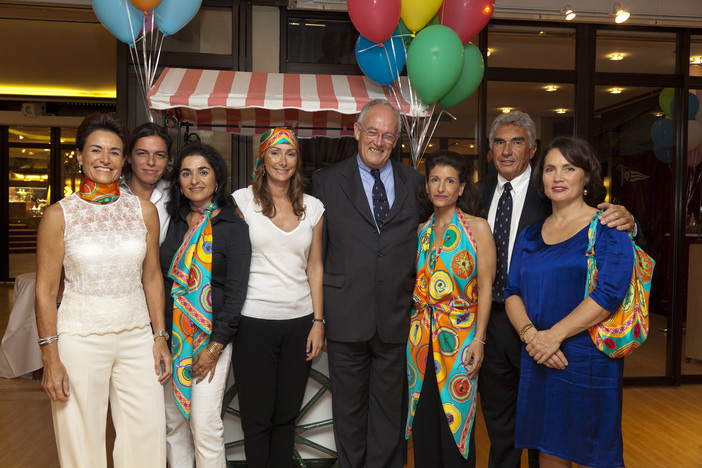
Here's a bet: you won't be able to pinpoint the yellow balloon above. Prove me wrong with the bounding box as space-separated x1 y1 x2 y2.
401 0 443 33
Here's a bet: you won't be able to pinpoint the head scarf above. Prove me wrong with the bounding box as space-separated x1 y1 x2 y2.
252 127 299 178
167 200 217 419
78 177 120 203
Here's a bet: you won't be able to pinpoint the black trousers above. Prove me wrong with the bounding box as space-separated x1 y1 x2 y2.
326 335 406 468
412 338 476 468
479 302 539 468
232 314 313 468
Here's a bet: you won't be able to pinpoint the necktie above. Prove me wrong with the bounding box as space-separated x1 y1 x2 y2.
371 169 390 230
492 182 513 302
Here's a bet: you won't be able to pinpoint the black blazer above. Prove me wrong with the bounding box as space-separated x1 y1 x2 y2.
481 169 552 243
311 156 424 344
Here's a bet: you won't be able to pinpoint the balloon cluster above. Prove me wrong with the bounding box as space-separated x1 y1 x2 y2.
92 0 202 44
651 88 702 167
92 0 202 119
350 0 493 166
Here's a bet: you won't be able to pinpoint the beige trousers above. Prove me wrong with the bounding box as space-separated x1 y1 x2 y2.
51 327 166 468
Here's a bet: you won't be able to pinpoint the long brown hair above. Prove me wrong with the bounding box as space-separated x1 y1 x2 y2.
251 145 306 219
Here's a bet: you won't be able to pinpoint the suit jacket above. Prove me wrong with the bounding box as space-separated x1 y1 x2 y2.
310 156 424 344
481 169 552 246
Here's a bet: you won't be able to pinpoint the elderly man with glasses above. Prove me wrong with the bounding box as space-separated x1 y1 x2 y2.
311 99 424 468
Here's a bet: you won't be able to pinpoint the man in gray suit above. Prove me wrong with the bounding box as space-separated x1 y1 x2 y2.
311 99 423 467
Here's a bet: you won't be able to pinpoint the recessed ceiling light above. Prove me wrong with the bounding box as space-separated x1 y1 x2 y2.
653 112 664 117
561 6 576 21
545 85 559 92
612 3 630 23
501 107 512 113
609 88 623 94
555 109 568 114
691 57 702 64
609 53 624 61
486 48 493 57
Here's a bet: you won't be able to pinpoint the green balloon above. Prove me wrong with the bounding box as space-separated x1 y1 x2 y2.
659 87 674 118
439 42 485 108
407 25 464 105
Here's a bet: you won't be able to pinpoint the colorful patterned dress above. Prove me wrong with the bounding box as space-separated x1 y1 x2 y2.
406 209 480 459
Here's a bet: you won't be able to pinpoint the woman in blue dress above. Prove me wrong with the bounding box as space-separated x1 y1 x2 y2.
504 136 633 468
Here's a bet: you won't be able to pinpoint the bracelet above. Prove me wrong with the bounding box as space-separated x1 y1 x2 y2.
205 342 224 360
518 323 535 343
153 330 169 341
38 335 59 347
312 318 325 324
473 338 486 345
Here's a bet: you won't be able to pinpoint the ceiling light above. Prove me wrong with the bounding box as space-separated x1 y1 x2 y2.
609 53 624 61
545 85 559 92
691 57 702 64
561 5 576 21
501 107 512 113
653 112 664 117
486 48 493 57
609 88 623 94
612 4 630 23
555 109 568 114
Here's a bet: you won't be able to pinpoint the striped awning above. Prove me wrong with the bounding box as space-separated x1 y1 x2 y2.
147 68 426 137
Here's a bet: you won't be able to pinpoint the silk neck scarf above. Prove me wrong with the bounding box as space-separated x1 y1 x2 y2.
168 200 217 419
252 127 299 178
78 177 120 203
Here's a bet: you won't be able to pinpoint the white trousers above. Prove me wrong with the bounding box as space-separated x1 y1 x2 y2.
165 343 232 468
51 327 166 468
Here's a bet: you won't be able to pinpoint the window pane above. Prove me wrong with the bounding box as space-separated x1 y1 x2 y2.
160 7 232 55
287 18 357 65
691 35 702 69
487 25 575 70
593 85 672 377
9 126 50 144
596 31 676 74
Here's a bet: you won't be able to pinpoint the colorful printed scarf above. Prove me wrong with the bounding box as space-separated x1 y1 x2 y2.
168 200 217 418
252 127 299 178
406 209 479 459
78 177 120 203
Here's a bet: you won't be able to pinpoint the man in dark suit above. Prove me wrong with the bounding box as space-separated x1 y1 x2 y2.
310 99 423 468
479 111 635 468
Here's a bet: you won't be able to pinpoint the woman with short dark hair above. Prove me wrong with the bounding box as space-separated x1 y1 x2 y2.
505 136 634 468
35 112 170 467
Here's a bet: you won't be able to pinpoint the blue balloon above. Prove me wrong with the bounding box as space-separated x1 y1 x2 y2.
670 92 701 120
154 0 203 36
650 118 673 146
355 34 406 86
653 143 674 163
92 0 143 44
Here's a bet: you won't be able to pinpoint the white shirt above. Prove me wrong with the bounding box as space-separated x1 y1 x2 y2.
120 177 171 246
487 165 532 271
233 186 325 320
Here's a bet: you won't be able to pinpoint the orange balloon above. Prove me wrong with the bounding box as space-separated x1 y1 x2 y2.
130 0 161 11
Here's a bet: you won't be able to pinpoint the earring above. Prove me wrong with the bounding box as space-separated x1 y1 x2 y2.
583 188 589 196
215 185 219 192
262 167 266 176
78 164 82 173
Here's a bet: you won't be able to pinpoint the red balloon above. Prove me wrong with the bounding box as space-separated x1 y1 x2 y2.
438 0 495 44
349 0 401 44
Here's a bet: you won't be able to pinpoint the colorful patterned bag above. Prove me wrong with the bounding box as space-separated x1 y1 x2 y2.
585 212 655 358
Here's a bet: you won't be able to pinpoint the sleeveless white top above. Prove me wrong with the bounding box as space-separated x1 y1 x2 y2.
57 193 151 336
233 187 324 320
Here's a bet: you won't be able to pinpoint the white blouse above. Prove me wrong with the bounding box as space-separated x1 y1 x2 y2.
233 186 324 320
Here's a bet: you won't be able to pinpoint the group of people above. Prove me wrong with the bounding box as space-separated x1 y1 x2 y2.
34 99 637 468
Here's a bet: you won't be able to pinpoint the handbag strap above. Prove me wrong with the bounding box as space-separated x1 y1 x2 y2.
584 210 604 297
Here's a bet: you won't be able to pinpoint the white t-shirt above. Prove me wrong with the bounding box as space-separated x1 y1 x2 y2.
232 186 324 320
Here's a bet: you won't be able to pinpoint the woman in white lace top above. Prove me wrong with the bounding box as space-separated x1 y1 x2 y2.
35 113 171 467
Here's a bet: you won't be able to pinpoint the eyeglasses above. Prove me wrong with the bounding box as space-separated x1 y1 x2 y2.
358 124 398 145
493 138 527 149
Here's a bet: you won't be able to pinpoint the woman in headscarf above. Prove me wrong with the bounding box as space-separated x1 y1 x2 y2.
232 128 324 467
160 142 251 467
35 113 170 467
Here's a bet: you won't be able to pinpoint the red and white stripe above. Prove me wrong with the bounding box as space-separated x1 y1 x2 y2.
147 67 425 137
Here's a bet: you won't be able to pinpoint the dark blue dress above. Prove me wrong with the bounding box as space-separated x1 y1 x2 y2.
504 218 633 468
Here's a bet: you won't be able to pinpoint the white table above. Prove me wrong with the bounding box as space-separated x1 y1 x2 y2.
0 272 43 378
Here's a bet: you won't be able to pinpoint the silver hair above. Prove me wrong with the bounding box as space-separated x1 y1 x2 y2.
488 111 536 149
357 99 402 135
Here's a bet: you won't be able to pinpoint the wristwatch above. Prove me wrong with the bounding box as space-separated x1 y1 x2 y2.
154 330 169 341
